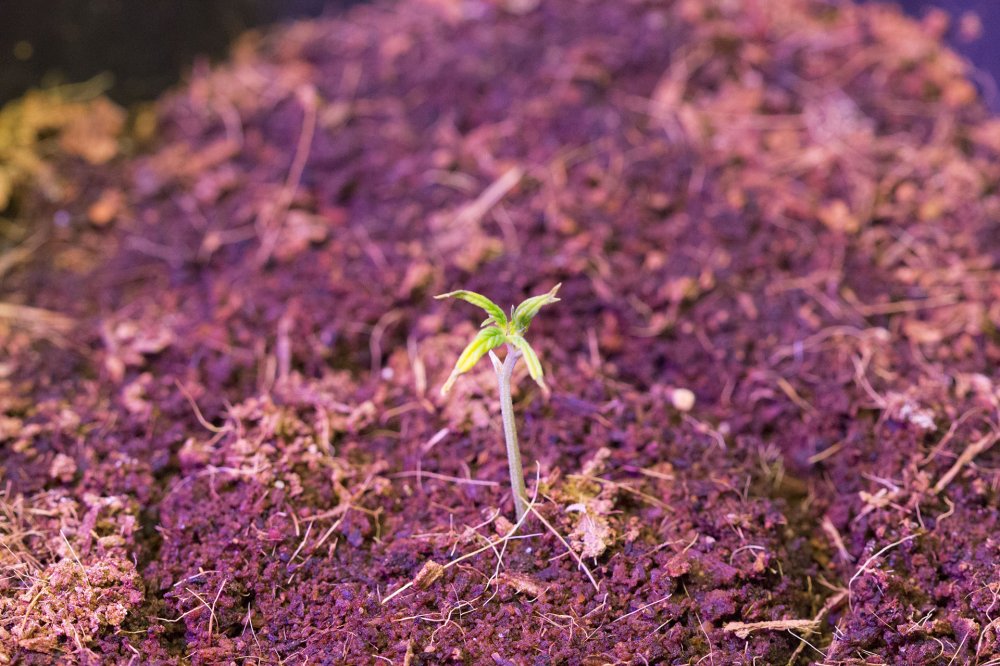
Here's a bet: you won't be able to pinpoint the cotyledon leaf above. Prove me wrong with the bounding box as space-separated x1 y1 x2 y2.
435 290 508 328
512 283 561 332
441 326 507 395
507 334 547 394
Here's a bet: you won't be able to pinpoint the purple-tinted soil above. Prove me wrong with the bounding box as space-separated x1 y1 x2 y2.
2 0 1000 664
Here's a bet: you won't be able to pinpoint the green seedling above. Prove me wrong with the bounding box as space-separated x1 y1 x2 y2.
436 283 561 520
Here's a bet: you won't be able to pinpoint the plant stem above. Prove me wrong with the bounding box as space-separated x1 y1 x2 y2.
497 344 528 521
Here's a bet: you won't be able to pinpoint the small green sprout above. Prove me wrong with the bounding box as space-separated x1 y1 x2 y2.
436 283 561 520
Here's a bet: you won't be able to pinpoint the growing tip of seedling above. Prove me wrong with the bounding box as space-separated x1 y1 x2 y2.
436 283 560 396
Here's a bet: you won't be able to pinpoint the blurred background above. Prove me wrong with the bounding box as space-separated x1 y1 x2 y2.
0 0 997 109
0 0 360 104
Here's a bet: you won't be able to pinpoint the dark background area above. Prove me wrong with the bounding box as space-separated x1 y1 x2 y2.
0 0 361 105
897 0 1000 109
0 0 997 108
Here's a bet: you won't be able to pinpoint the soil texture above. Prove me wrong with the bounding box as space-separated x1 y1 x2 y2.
2 0 1000 664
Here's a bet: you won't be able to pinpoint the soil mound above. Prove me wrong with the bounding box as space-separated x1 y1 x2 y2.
2 0 999 663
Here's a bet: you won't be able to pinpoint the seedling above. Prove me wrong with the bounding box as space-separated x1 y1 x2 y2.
436 283 561 520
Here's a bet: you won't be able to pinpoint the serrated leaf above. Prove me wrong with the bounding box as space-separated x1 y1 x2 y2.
507 334 546 393
512 283 561 331
441 327 507 395
435 290 508 328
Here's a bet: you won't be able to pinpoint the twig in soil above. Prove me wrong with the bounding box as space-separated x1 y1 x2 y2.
389 470 499 487
631 466 676 482
850 352 888 409
16 583 48 638
768 325 886 365
0 489 48 580
275 307 293 385
210 92 244 147
451 166 524 229
122 639 141 663
0 301 74 343
369 308 403 380
977 617 1000 662
242 601 262 653
174 379 228 433
724 618 820 640
947 627 971 666
0 229 45 281
807 440 845 465
693 608 715 666
526 501 600 592
682 414 727 449
207 578 226 644
255 84 318 266
565 474 669 509
392 591 478 641
775 376 816 415
538 598 605 643
434 594 477 641
611 594 671 624
125 234 189 268
728 544 766 566
59 529 89 584
476 530 513 606
782 589 849 666
821 516 854 563
422 427 450 453
785 631 826 662
183 578 227 646
407 335 429 399
380 493 538 605
919 408 988 466
537 611 581 641
307 468 383 557
847 533 921 610
854 293 960 316
287 521 313 567
932 431 999 495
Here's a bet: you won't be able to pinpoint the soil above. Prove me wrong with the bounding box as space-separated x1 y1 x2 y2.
2 0 1000 664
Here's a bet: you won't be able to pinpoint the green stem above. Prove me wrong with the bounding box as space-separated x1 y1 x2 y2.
497 344 528 521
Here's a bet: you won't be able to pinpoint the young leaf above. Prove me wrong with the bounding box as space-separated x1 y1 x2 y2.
436 290 508 328
507 334 547 394
512 283 561 331
441 326 507 395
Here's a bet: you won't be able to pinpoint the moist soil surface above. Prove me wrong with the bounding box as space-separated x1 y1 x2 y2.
2 0 1000 664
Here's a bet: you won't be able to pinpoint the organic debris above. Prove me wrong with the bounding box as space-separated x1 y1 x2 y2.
0 77 127 214
2 0 1000 663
